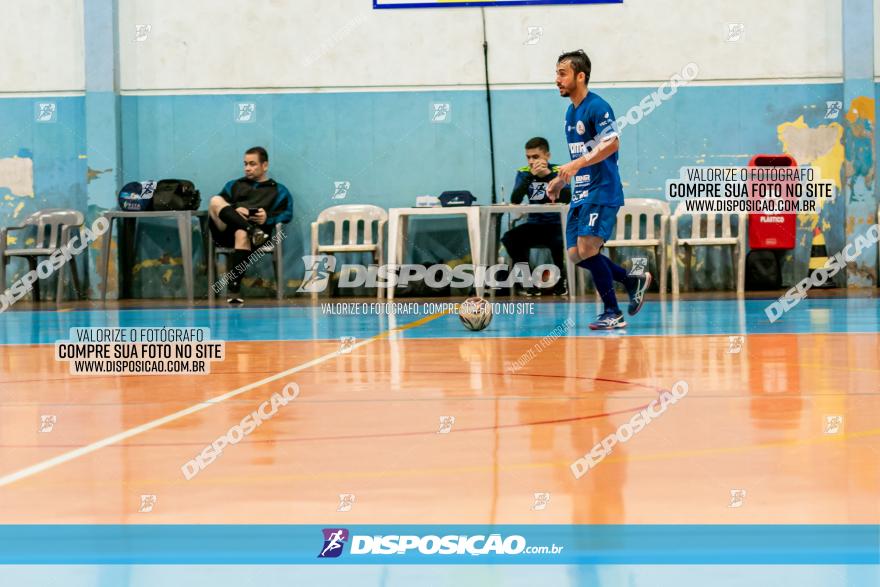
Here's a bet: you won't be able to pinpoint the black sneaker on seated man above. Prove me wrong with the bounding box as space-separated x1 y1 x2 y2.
226 283 244 305
248 223 269 248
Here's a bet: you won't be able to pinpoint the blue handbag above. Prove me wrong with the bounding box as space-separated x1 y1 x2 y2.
438 190 476 207
117 180 157 211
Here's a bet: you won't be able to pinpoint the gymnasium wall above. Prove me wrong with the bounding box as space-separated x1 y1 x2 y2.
116 0 841 89
0 0 873 297
0 0 84 92
0 0 86 258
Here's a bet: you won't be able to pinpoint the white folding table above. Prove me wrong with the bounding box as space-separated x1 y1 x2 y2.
479 203 574 299
385 207 483 299
385 204 574 299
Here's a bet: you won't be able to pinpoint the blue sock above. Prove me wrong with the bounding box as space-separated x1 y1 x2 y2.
602 255 630 283
579 255 620 313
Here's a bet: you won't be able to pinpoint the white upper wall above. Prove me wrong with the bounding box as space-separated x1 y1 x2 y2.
0 0 856 93
487 0 842 85
0 0 84 93
118 0 843 91
118 0 486 90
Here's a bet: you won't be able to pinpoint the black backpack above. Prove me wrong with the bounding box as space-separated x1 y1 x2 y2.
152 179 201 211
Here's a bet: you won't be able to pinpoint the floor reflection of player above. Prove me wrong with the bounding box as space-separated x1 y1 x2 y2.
565 336 649 587
567 339 635 524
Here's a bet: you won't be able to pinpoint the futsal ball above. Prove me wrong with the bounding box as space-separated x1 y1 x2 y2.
459 297 493 331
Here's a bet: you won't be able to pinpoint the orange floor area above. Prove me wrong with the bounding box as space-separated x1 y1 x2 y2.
1 332 877 525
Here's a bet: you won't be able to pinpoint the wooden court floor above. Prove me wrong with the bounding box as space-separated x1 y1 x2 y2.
0 297 877 525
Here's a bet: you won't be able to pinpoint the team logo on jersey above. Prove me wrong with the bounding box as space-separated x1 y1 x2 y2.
575 121 586 135
530 182 548 201
318 528 349 558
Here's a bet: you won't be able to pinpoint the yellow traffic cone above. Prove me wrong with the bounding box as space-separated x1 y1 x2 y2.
808 225 834 287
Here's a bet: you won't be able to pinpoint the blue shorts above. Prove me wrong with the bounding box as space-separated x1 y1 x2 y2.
565 203 620 248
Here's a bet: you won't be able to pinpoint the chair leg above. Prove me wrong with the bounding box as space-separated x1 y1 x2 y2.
736 243 745 294
728 245 737 292
273 251 282 301
27 257 40 302
657 244 667 295
69 256 82 299
374 249 383 300
56 255 65 304
177 214 194 304
199 214 211 276
309 243 319 303
100 216 113 301
683 246 693 293
207 237 216 302
275 226 284 301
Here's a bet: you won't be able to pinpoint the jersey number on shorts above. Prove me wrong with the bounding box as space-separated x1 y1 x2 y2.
589 213 599 227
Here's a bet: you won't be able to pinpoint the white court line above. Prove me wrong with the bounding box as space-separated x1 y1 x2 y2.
0 327 411 488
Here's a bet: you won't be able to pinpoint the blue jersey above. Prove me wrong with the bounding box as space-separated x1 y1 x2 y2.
564 91 624 207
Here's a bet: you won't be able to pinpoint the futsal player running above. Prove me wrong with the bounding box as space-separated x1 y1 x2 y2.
548 50 651 330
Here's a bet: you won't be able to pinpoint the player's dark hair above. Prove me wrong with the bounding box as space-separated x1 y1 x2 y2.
245 146 268 164
557 50 591 85
524 137 550 152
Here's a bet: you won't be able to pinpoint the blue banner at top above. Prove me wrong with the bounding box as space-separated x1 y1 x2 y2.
374 0 622 9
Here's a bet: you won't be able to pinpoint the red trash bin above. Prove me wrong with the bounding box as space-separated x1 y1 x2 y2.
747 154 797 249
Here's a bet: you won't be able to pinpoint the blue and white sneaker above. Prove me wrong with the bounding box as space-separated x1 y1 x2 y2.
589 310 627 330
626 272 652 316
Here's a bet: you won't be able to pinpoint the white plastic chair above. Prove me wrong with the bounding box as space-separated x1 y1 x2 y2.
310 205 388 299
670 206 747 294
603 198 671 294
0 209 85 304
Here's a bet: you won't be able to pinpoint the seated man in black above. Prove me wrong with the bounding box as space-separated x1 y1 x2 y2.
209 146 293 304
501 137 571 295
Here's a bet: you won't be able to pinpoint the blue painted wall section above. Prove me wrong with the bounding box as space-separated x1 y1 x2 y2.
842 0 877 286
0 97 87 298
2 81 875 298
118 83 842 297
84 0 123 300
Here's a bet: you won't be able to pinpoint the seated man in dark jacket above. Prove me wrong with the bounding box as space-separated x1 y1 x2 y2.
501 137 571 295
209 146 293 304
